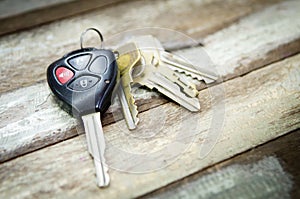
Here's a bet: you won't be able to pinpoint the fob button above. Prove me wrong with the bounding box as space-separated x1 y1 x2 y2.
68 54 91 70
68 76 99 91
89 56 107 74
55 67 74 84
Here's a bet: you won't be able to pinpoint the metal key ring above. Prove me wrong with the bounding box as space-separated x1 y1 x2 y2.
80 28 104 49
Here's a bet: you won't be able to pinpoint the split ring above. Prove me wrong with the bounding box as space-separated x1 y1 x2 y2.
80 28 104 49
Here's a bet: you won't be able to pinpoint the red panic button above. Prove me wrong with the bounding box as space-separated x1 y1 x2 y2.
55 67 74 84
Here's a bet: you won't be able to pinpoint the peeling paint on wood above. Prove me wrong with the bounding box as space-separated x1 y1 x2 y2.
1 0 300 163
0 53 299 199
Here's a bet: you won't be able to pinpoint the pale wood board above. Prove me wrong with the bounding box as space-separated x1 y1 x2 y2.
0 0 283 93
1 0 300 163
0 53 299 199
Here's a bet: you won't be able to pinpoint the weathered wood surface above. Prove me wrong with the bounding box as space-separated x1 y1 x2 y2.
1 0 300 163
0 0 132 36
0 0 284 94
0 53 299 198
145 130 300 199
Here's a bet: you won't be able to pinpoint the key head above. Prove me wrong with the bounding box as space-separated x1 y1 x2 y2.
47 47 118 116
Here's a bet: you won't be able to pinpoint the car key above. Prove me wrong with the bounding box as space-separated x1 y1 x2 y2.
47 28 118 187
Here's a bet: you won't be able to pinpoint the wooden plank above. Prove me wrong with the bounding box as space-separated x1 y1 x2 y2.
202 0 300 81
144 130 300 199
0 0 132 36
1 0 300 163
0 53 299 198
0 0 283 94
0 0 75 18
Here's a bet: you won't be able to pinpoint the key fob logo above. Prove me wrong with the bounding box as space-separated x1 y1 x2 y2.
80 79 88 88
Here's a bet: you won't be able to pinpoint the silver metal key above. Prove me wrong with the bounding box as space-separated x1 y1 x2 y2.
117 83 138 130
47 28 118 188
160 51 218 84
132 49 201 112
150 35 218 83
82 113 110 187
113 35 218 129
129 35 200 111
115 42 142 130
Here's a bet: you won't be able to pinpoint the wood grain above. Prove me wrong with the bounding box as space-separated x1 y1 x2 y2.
144 130 300 199
0 53 299 199
0 0 283 94
1 0 300 163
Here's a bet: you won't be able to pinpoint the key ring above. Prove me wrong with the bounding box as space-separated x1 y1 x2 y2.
80 28 104 49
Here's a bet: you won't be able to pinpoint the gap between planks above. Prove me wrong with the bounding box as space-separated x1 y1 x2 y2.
0 52 299 198
1 0 300 163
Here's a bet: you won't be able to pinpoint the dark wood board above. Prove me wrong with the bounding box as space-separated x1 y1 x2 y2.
0 0 133 36
144 129 300 199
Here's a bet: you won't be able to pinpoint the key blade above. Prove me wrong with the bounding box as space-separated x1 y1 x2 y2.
160 51 218 83
82 112 110 187
140 47 199 98
157 64 199 98
148 35 218 83
115 42 141 130
117 84 139 130
167 65 204 81
129 36 200 111
149 72 200 112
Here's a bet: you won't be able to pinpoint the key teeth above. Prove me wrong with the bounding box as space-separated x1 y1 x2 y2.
174 68 218 84
120 73 140 130
127 82 140 129
161 51 219 84
115 42 141 130
183 70 204 81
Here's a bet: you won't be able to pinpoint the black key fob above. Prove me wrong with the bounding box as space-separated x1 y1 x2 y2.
47 29 118 116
